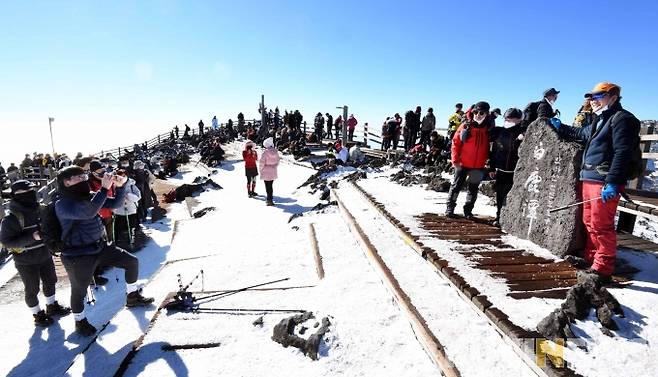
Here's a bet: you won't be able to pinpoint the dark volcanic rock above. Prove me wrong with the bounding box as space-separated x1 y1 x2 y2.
499 118 585 257
271 312 331 361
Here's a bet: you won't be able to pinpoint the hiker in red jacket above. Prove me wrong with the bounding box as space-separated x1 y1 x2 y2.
446 101 492 218
242 140 259 197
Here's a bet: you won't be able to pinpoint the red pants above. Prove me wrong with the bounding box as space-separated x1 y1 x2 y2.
581 181 622 276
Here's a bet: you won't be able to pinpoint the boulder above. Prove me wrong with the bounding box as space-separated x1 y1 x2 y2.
499 118 585 257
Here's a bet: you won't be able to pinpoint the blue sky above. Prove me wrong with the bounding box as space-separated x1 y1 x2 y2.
1 0 657 163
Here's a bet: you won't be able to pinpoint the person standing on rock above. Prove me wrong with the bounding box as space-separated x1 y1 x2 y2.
549 82 640 284
420 107 436 150
243 140 259 197
325 113 334 139
445 101 492 219
314 112 325 143
489 108 524 226
259 137 280 206
0 180 71 327
198 119 205 137
347 114 358 141
537 88 561 119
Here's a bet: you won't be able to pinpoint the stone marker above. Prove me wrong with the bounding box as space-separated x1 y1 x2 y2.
499 118 585 257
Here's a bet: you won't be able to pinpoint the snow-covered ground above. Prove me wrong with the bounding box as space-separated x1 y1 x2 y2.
2 141 657 377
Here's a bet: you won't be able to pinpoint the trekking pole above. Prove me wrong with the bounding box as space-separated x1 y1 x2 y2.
87 284 96 305
201 270 205 292
548 196 602 213
193 307 307 314
194 277 290 302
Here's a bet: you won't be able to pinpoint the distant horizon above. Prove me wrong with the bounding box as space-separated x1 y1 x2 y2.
2 0 658 165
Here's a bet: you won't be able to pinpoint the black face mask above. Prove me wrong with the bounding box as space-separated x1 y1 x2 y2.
13 191 38 208
64 181 92 200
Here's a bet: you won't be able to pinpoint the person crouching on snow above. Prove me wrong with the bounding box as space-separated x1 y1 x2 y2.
259 137 280 206
243 140 259 197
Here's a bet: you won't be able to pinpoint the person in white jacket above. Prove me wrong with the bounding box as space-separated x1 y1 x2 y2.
113 171 141 248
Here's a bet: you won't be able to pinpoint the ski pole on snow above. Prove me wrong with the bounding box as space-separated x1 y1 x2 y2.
194 278 290 302
548 196 602 213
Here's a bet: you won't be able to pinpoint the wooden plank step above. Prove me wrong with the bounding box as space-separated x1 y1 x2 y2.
507 289 570 300
476 262 572 273
431 233 502 240
508 279 578 291
498 271 577 282
476 255 554 266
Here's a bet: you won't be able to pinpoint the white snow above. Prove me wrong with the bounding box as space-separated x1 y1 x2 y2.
2 142 658 377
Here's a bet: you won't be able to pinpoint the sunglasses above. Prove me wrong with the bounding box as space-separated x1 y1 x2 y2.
473 110 489 116
589 92 607 101
68 173 89 183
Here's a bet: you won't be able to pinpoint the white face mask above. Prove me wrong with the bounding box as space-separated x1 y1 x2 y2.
474 114 486 124
503 120 516 128
594 105 608 116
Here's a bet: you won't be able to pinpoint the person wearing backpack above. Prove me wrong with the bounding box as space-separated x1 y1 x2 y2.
523 88 561 128
446 101 493 218
549 82 640 284
55 166 154 336
0 180 71 327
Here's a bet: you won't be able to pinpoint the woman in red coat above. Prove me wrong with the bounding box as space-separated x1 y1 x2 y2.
242 140 259 197
446 101 492 218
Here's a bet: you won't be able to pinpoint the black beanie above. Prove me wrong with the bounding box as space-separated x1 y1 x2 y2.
57 166 85 189
473 101 490 112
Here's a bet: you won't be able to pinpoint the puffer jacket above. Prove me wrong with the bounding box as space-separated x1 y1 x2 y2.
0 201 51 265
421 112 436 131
259 148 280 181
347 116 358 130
113 178 141 216
55 186 126 256
451 121 489 169
559 101 640 184
489 125 524 172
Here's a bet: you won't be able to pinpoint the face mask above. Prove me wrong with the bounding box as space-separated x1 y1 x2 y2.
474 115 486 124
547 99 555 106
594 105 608 116
13 191 38 208
503 121 517 128
66 181 92 199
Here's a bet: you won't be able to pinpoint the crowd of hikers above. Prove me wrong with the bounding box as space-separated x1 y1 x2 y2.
0 81 645 336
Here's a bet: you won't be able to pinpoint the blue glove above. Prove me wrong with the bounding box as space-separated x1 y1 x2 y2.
601 183 620 202
549 118 562 130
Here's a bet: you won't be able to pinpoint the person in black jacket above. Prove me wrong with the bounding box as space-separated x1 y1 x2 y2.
325 113 334 139
0 180 70 327
489 108 525 226
537 88 561 119
550 82 640 283
55 166 154 336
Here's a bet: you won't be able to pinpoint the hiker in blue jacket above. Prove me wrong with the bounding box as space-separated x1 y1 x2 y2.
55 166 154 336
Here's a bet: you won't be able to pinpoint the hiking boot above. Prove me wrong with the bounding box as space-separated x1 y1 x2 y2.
91 275 108 286
445 207 456 218
248 191 253 197
492 220 500 228
251 191 258 196
46 301 71 317
266 200 275 206
565 255 591 270
463 211 474 220
126 290 155 307
75 318 97 337
33 310 54 327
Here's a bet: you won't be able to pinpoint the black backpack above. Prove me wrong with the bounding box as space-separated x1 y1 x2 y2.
522 101 541 125
609 112 644 180
39 195 70 255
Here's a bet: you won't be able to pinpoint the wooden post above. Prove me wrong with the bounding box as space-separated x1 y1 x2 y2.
303 121 306 136
617 124 654 232
363 122 368 146
333 190 461 377
308 224 325 280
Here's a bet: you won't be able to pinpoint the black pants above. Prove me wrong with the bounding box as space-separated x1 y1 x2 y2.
62 244 139 313
405 129 418 150
419 130 431 149
494 171 515 220
15 255 57 308
348 129 354 141
446 167 485 215
264 180 274 201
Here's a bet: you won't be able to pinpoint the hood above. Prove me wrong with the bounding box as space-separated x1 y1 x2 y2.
263 137 274 149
